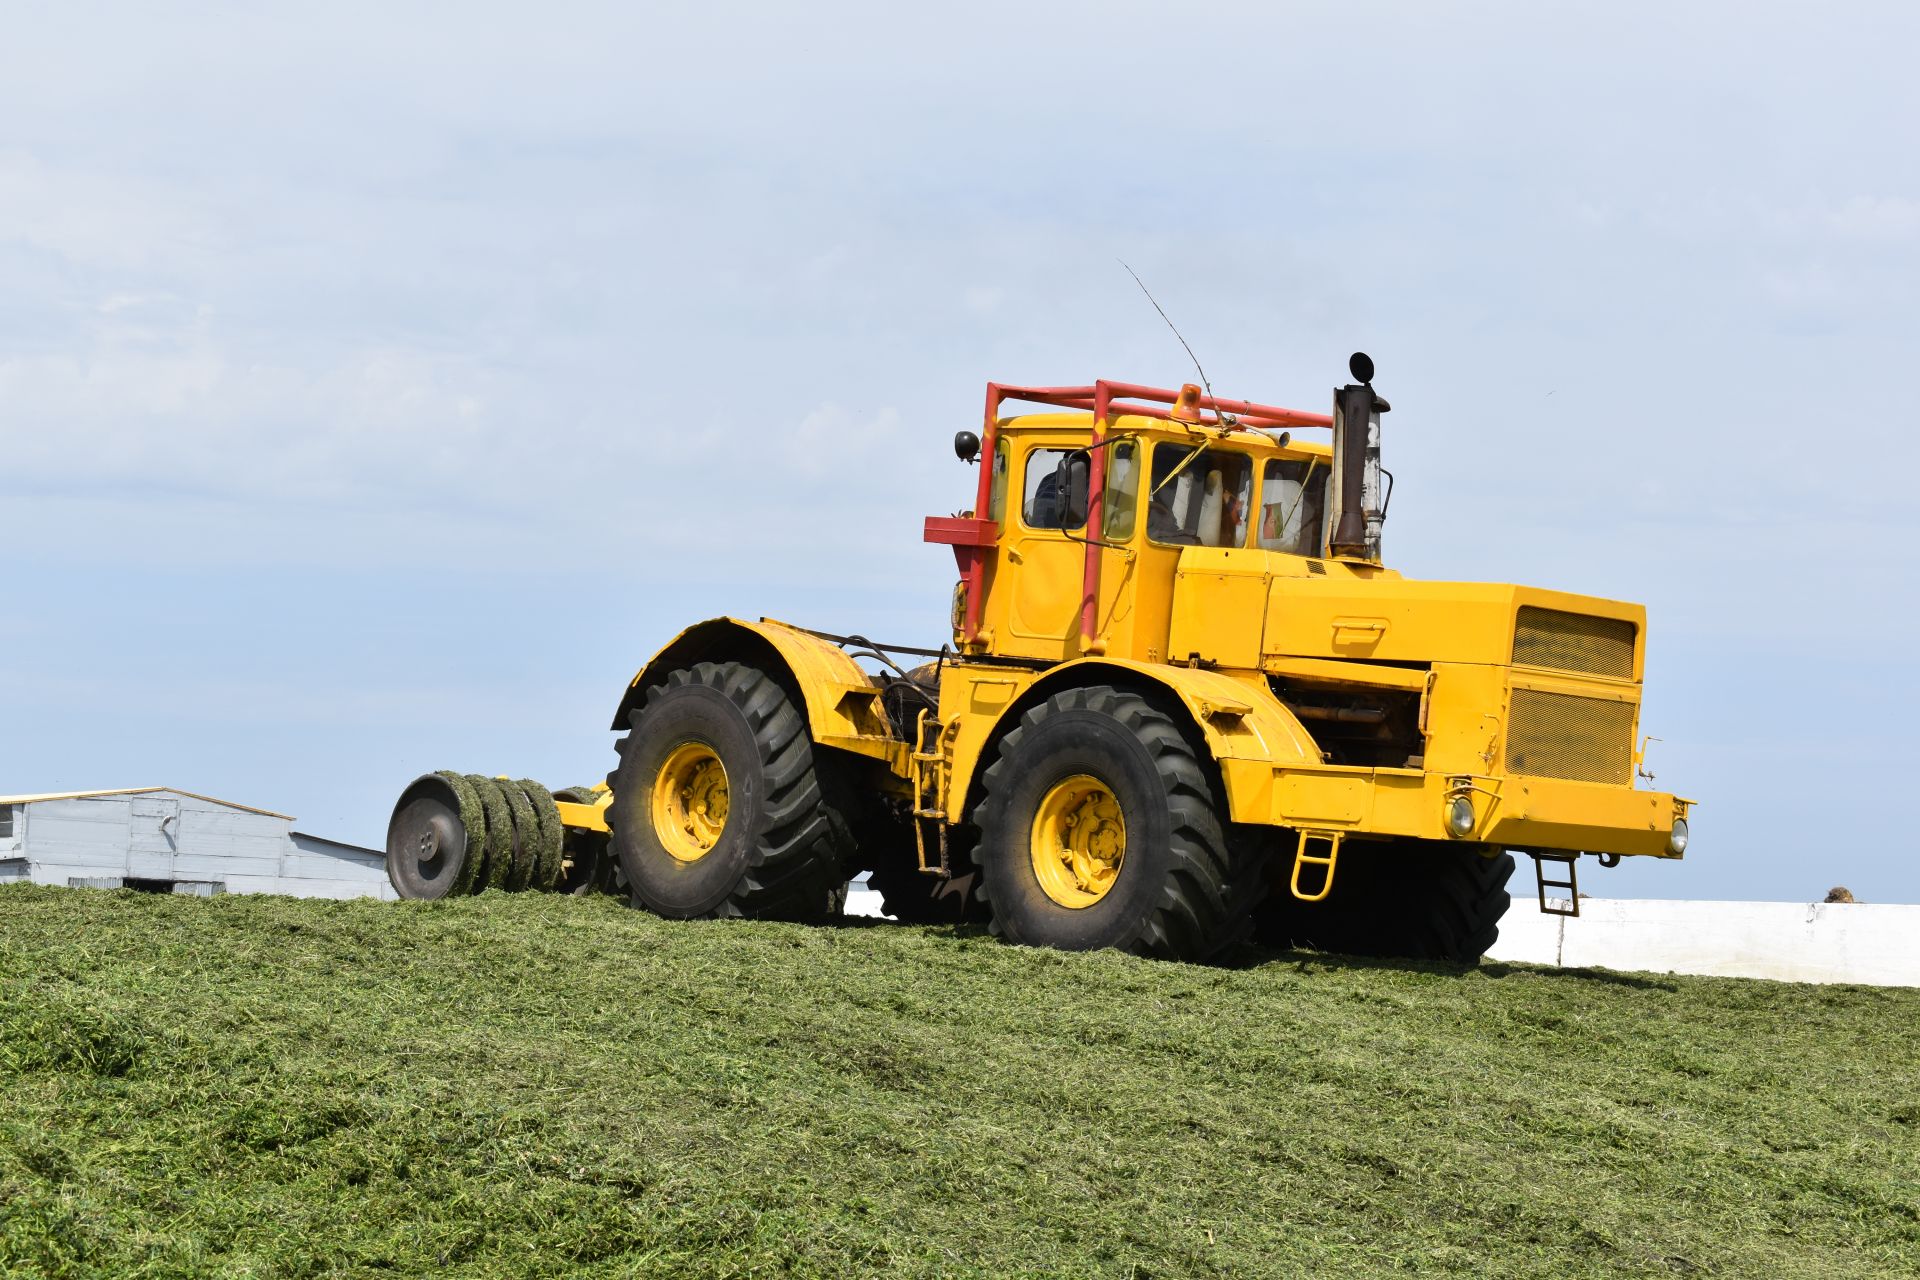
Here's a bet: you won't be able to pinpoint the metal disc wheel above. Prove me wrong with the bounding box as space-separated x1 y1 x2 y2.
386 772 477 899
651 742 730 861
1029 775 1127 908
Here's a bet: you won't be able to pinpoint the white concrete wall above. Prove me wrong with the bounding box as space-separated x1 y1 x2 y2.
844 889 1920 988
1487 898 1920 987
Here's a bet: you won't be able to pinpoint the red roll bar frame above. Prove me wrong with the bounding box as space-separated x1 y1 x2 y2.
926 380 1334 651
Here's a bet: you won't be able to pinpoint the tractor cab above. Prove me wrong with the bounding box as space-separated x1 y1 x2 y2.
927 377 1367 667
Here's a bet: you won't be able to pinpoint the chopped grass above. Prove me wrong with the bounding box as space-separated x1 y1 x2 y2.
1 884 1916 1278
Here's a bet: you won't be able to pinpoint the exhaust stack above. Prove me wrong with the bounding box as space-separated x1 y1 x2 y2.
1329 352 1390 560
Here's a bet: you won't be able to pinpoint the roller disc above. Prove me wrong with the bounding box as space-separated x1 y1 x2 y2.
438 771 488 896
465 775 517 893
386 773 476 900
516 779 565 891
496 779 539 891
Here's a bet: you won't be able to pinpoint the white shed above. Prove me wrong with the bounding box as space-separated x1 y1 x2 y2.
0 787 395 900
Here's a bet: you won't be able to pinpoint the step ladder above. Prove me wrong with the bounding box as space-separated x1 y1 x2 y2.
1289 829 1345 903
1532 852 1580 917
908 708 956 879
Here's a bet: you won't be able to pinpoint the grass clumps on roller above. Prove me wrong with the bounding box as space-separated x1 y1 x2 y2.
514 778 564 891
434 770 487 897
3 885 1918 1277
465 775 517 893
493 779 540 891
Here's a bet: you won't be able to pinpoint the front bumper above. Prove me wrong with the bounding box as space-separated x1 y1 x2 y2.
1236 761 1691 858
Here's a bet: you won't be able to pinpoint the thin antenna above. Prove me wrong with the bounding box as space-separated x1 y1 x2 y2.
1118 259 1231 424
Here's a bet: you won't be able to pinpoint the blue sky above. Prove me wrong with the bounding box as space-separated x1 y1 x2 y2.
3 2 1916 902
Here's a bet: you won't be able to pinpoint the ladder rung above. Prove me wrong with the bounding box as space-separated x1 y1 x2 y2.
1289 831 1344 904
1533 853 1581 917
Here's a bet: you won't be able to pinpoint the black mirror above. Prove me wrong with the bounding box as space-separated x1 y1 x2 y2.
1053 450 1090 528
1349 351 1375 384
954 430 981 463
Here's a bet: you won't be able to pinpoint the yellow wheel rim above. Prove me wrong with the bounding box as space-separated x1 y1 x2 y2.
1028 774 1127 909
651 741 730 862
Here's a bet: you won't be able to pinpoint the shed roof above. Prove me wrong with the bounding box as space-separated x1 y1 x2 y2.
0 787 294 821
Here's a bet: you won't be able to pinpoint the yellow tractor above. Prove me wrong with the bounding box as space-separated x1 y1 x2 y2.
388 355 1691 964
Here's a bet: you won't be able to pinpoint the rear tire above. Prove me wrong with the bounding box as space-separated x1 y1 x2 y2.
1252 840 1514 964
608 661 852 921
973 686 1259 962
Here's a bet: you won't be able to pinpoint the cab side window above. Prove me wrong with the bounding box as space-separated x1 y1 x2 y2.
1022 448 1088 530
986 439 1010 521
1258 458 1329 556
1103 441 1139 540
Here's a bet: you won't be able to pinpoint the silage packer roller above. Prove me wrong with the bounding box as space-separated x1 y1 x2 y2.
388 354 1693 964
386 774 619 899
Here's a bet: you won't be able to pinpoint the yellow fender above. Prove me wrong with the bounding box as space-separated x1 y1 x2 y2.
612 616 904 768
941 658 1322 826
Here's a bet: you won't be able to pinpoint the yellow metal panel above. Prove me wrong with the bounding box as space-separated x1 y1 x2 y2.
938 659 1321 825
1275 773 1367 823
1486 776 1680 858
1265 579 1519 665
1262 655 1430 692
1262 580 1646 675
1253 764 1685 858
555 797 610 834
1421 663 1510 776
625 616 904 768
1167 548 1268 669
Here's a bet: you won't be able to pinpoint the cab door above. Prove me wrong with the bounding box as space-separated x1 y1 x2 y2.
999 445 1089 661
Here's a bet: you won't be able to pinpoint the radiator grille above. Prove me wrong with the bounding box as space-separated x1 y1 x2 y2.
1505 689 1635 785
1513 607 1636 679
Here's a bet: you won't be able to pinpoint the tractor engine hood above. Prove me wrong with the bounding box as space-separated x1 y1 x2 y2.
1165 548 1646 677
1264 576 1645 675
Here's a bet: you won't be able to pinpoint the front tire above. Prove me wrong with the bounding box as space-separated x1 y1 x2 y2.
974 687 1259 962
608 661 852 920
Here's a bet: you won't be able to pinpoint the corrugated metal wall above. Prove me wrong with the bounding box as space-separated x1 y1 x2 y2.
7 792 395 901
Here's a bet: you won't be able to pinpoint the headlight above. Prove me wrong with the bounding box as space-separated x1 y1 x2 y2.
1667 817 1689 856
1446 795 1476 837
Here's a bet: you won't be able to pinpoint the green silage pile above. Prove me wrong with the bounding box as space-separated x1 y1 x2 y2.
1 885 1916 1278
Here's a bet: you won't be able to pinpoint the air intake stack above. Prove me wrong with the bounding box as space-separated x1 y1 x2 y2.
1330 351 1390 561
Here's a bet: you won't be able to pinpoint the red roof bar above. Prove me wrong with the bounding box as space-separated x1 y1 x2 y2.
986 382 1333 432
949 379 1332 650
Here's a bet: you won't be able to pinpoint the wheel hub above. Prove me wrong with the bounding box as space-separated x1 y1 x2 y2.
652 741 730 862
1029 774 1127 909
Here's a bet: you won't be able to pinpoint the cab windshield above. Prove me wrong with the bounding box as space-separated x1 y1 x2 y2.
1146 444 1252 547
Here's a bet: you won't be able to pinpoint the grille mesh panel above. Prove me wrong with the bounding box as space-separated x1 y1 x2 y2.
1505 689 1635 785
1513 607 1636 679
